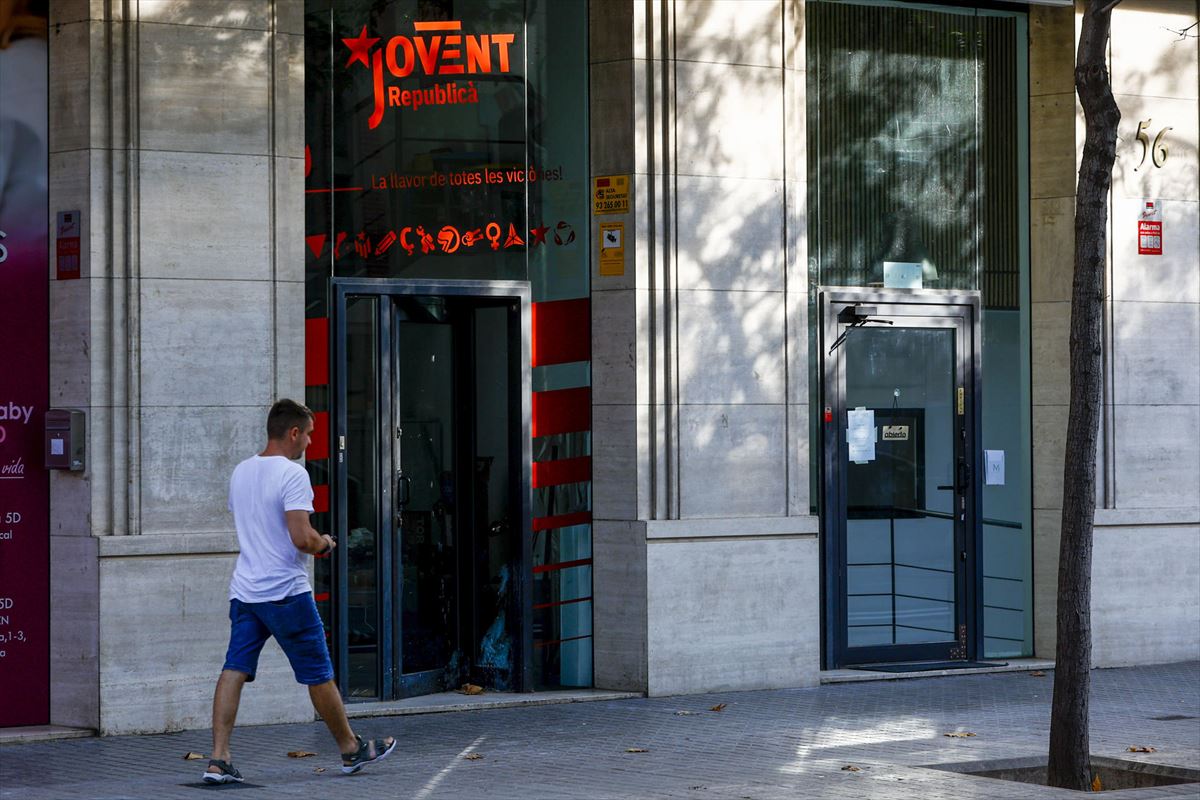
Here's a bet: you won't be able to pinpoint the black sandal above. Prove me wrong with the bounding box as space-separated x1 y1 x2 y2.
202 758 244 784
341 735 396 774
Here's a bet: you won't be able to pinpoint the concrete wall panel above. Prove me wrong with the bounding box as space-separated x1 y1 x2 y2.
1032 509 1061 658
98 554 309 734
1113 300 1200 406
47 20 93 154
1112 95 1199 203
274 155 306 284
1031 301 1071 407
138 151 272 282
139 278 274 408
678 404 786 518
1030 197 1076 303
646 535 818 695
50 535 99 729
1111 197 1200 303
137 0 276 30
593 520 648 691
1029 93 1079 200
1092 524 1200 666
677 290 785 405
675 0 783 68
1032 404 1068 511
675 60 783 180
137 405 264 535
589 61 635 177
1110 2 1200 101
1029 5 1075 98
139 22 271 156
592 404 641 522
1113 404 1200 509
274 280 306 403
591 289 639 406
676 176 785 292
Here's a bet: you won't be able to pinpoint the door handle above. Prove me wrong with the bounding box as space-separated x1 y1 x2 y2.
397 474 411 507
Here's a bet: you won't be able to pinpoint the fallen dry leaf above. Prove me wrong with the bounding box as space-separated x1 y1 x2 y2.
1029 671 1046 677
464 753 484 761
182 752 206 761
1092 775 1103 792
1128 746 1157 753
313 767 326 774
625 747 649 754
459 683 484 695
709 703 728 712
943 732 977 738
287 751 317 759
841 765 862 772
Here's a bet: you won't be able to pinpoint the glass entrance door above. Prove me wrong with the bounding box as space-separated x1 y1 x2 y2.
393 301 460 695
331 280 532 700
821 290 981 668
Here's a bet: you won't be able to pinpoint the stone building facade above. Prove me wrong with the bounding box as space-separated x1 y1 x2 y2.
0 0 1193 735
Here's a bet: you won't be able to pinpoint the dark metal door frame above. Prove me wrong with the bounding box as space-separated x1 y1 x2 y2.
819 288 983 669
332 278 533 697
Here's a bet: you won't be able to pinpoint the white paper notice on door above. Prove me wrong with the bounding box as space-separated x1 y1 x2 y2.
846 407 876 464
985 449 1005 485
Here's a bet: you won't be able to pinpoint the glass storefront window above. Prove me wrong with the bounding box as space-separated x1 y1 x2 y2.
808 0 1032 658
306 0 591 695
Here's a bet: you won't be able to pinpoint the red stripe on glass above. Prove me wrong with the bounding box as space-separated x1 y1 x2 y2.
314 592 330 602
531 298 590 367
532 456 591 488
532 510 592 532
532 387 590 437
312 484 329 513
532 557 592 574
308 411 330 460
305 317 329 386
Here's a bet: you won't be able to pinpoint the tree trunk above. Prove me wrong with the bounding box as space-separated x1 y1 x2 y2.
1046 0 1121 791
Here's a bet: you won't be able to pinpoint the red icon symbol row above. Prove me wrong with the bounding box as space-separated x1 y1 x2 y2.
307 221 577 261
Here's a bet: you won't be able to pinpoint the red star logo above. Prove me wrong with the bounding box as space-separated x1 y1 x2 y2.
529 225 550 246
342 26 379 69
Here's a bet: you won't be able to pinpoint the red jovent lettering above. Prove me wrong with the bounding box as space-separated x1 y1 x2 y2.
343 21 517 129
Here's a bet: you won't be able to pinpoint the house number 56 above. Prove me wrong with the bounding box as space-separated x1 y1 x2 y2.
1134 120 1171 170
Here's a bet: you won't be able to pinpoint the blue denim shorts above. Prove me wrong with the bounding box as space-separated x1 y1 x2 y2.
223 592 334 686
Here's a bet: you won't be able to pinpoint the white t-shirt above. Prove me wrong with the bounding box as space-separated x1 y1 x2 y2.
227 455 315 603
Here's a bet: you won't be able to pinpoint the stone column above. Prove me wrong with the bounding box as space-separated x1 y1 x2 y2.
590 0 819 696
47 0 308 734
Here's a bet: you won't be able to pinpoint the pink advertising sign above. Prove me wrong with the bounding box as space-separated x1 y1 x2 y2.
0 14 50 727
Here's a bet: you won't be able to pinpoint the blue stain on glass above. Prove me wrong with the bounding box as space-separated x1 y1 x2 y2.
477 564 512 690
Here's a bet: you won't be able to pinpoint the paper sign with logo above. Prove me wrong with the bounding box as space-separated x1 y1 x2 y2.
1138 200 1162 256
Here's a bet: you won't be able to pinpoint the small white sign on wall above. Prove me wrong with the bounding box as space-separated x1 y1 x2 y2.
883 261 923 289
985 449 1005 486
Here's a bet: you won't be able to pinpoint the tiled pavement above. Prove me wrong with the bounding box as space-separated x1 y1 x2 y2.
2 662 1198 799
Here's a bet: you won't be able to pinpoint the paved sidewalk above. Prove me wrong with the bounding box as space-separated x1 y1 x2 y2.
2 662 1198 799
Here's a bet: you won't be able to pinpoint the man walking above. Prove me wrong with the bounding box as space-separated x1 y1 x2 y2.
204 399 395 783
